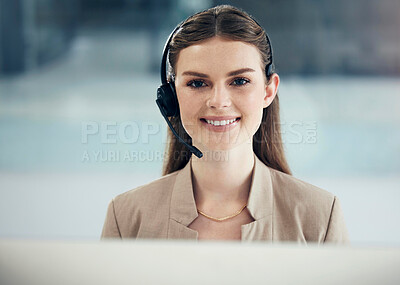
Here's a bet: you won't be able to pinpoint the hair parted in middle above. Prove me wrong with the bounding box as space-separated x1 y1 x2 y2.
162 4 291 176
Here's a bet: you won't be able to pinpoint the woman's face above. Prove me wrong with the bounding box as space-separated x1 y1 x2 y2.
174 36 278 151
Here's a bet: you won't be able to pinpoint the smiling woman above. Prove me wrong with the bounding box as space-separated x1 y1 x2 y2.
101 5 349 243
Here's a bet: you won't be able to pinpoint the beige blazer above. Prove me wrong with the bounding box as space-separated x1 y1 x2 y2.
101 154 349 243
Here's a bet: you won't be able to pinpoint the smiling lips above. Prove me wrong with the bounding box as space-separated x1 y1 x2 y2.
205 118 238 126
200 116 241 132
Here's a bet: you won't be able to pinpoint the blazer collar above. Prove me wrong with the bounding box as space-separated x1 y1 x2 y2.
169 159 199 226
169 153 273 226
246 154 273 220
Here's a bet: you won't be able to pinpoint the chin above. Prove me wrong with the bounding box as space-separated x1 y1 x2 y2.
195 137 253 154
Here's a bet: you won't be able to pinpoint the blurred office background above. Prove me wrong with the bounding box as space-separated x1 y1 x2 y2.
0 0 399 244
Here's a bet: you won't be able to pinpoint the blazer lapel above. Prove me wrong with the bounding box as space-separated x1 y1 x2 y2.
241 155 274 241
168 159 199 240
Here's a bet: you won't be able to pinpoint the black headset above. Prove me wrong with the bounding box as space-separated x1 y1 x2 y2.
156 13 274 159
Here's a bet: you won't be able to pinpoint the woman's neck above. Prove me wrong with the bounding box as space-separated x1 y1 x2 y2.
190 142 255 210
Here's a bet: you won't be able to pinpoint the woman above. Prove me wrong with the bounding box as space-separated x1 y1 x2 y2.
101 5 349 243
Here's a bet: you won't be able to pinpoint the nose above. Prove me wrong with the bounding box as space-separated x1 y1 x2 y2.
207 85 231 109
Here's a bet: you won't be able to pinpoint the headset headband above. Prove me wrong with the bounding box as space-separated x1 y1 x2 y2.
160 24 182 85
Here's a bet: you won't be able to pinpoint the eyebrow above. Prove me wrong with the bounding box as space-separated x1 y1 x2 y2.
181 68 256 78
227 68 256 76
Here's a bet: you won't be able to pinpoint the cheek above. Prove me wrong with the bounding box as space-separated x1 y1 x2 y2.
177 92 203 136
240 93 265 130
178 94 198 119
240 92 265 117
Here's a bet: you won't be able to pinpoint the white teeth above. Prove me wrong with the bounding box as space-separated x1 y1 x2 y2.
205 118 238 126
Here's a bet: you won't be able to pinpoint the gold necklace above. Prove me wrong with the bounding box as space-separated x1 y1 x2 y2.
197 204 248 222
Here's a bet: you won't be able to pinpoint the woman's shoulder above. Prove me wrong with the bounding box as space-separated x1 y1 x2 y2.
102 170 182 239
267 166 335 208
266 167 349 243
112 170 180 209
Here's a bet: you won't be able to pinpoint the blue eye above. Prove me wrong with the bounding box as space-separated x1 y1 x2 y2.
187 80 206 88
232 78 250 86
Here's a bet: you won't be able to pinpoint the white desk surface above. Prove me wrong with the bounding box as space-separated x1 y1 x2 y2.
0 239 399 285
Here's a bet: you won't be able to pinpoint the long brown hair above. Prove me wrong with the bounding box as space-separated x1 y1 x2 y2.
162 5 291 175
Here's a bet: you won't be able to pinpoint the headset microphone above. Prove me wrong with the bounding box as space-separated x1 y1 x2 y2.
155 99 203 158
156 24 203 158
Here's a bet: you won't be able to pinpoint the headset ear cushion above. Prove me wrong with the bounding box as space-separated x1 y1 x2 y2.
156 82 179 117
